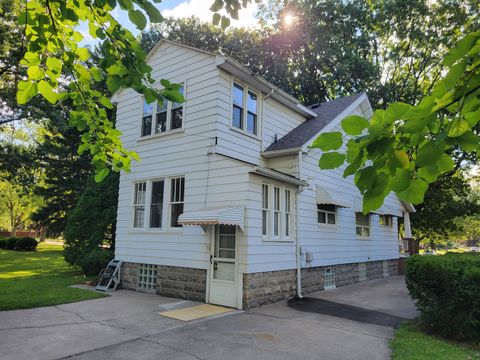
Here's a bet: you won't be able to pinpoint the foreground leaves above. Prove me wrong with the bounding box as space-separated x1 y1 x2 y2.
317 31 480 213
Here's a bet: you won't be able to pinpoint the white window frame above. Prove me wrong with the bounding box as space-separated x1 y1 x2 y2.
169 177 185 228
230 80 260 138
355 212 371 238
273 186 281 238
317 204 337 226
132 182 147 228
284 189 292 238
139 82 186 139
379 214 393 227
262 184 270 237
130 176 185 231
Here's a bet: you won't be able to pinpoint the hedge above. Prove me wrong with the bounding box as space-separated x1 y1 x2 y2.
0 237 38 251
406 253 480 341
14 237 38 251
79 249 114 277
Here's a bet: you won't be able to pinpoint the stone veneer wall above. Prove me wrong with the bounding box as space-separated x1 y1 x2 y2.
156 265 207 301
120 262 207 301
243 259 399 309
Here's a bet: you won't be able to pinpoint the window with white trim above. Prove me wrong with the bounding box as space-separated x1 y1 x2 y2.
131 177 185 229
232 82 258 135
273 186 281 237
379 214 393 227
262 184 269 236
356 212 370 237
317 204 336 225
285 189 291 237
133 182 147 228
170 177 185 227
141 84 185 137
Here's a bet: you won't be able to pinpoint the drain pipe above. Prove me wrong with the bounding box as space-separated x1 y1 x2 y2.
295 150 303 298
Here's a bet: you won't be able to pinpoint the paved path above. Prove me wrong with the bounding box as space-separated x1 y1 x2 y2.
0 276 417 360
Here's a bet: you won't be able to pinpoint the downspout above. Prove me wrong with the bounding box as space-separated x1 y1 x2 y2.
295 150 303 298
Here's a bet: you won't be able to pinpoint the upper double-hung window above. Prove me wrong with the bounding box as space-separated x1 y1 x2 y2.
141 84 185 137
232 82 258 136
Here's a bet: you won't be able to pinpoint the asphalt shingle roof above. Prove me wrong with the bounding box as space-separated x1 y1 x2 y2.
265 93 365 152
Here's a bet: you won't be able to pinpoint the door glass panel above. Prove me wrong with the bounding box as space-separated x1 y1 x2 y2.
214 261 235 281
215 225 236 258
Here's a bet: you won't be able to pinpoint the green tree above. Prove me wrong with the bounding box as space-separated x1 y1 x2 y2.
63 172 119 266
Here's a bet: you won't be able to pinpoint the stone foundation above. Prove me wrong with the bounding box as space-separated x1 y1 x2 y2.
243 259 399 309
120 262 139 290
156 265 207 301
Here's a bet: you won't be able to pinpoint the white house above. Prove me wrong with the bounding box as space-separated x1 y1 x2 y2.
112 39 413 309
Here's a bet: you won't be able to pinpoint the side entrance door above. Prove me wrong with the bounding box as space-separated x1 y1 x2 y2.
209 224 237 308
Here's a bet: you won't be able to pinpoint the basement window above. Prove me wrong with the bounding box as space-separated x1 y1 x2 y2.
324 266 336 289
138 264 157 293
359 262 367 281
383 260 389 278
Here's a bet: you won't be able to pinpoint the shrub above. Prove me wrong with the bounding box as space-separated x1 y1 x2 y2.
79 249 114 277
0 238 6 249
406 253 480 341
14 237 38 251
5 237 17 250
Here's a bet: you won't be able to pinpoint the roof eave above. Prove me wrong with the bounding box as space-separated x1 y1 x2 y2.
261 147 302 158
251 166 308 187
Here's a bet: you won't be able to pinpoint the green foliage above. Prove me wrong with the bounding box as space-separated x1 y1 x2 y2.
16 0 193 180
79 249 114 277
314 31 480 213
64 173 118 266
4 237 17 250
14 237 38 251
0 238 6 249
406 253 480 341
391 321 480 360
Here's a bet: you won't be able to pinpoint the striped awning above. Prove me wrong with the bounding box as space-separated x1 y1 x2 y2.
316 185 351 207
355 197 403 217
178 206 245 231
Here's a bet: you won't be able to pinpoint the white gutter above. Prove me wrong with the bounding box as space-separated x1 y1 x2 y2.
295 150 303 299
251 166 308 187
261 147 302 158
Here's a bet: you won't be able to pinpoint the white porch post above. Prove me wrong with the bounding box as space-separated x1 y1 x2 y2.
403 211 412 239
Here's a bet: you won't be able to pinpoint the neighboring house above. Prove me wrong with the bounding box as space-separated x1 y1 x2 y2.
112 39 414 309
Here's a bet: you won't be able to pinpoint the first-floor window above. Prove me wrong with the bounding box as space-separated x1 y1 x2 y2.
262 184 269 236
133 182 147 227
132 177 185 229
285 189 291 237
379 214 393 227
356 212 370 237
170 177 185 227
273 186 281 237
317 204 336 225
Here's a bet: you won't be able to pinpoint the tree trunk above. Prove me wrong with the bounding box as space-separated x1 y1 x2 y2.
39 226 46 242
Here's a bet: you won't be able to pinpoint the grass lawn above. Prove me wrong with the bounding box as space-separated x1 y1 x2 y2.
0 243 106 311
391 322 480 360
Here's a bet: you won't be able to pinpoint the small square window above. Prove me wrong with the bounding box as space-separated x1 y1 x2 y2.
317 204 336 225
138 264 157 293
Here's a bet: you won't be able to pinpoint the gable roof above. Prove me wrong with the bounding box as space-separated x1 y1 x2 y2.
265 93 365 152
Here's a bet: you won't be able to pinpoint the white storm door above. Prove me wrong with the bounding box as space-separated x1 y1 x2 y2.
209 224 237 308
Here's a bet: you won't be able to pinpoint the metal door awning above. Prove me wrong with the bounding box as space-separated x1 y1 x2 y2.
178 206 245 231
316 185 351 207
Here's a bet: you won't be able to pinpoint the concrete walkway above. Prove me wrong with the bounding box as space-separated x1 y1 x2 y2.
0 276 417 360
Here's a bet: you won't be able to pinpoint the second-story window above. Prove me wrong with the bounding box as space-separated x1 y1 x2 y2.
232 82 258 136
141 84 185 137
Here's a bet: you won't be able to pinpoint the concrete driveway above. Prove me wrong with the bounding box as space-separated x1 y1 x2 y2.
0 276 417 360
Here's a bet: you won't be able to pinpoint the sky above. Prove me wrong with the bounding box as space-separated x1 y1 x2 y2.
79 0 260 46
